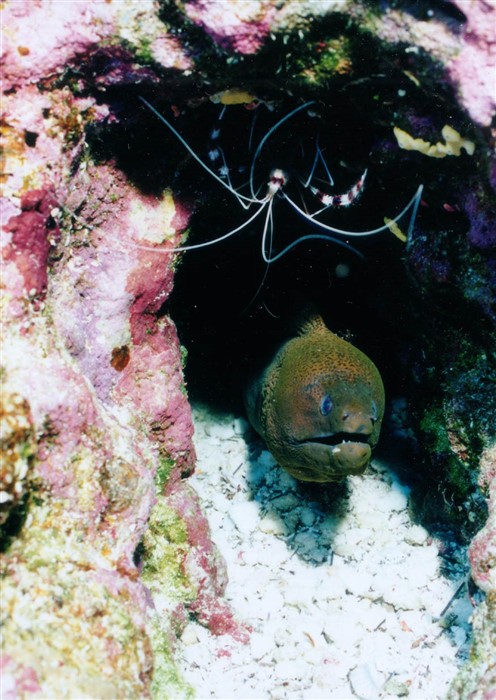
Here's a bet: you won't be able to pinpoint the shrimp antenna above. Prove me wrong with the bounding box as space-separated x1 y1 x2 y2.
259 193 364 263
264 231 365 263
127 201 269 255
249 101 316 198
238 204 273 314
302 142 334 189
139 96 261 206
283 184 424 238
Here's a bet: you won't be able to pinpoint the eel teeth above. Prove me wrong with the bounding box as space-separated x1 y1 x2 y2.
303 432 371 447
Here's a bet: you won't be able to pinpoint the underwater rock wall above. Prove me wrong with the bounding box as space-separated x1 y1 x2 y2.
1 0 495 697
1 2 199 697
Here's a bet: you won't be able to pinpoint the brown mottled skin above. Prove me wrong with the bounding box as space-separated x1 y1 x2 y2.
244 315 385 482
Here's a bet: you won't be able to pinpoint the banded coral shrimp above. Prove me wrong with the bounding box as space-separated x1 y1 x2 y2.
137 95 423 270
124 94 424 409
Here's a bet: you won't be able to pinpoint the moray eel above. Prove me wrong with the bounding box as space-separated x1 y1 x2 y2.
244 314 385 482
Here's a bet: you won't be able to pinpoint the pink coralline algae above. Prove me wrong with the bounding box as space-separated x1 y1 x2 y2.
2 1 110 90
1 658 41 700
469 527 496 593
166 482 251 642
448 0 496 127
113 328 195 480
184 0 277 54
3 190 60 301
1 1 215 696
1 1 172 92
469 445 496 594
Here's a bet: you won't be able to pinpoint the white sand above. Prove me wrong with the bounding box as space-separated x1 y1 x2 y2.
176 404 472 699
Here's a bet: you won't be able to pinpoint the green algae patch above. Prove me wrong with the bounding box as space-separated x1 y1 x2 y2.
2 566 152 698
155 456 176 494
293 35 353 84
148 615 195 700
420 405 453 456
140 497 199 699
2 506 153 698
141 498 196 604
0 391 37 550
409 328 494 539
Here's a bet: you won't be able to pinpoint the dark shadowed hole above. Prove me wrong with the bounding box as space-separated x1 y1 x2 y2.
81 22 488 543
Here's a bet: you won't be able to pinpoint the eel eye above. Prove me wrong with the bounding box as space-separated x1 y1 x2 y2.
320 395 333 416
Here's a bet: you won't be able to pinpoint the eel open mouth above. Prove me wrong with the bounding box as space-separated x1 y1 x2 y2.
300 432 372 447
285 432 374 481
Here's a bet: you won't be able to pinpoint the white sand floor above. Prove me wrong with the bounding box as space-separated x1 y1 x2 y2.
176 404 473 700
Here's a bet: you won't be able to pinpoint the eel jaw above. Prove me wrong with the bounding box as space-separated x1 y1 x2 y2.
291 431 374 480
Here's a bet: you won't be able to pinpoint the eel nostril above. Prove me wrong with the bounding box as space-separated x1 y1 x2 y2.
341 410 375 434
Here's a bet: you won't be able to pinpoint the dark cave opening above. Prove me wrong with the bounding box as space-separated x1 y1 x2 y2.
150 94 488 540
159 97 418 412
150 97 426 513
79 12 492 540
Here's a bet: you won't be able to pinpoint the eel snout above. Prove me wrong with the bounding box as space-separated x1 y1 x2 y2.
329 439 371 474
297 427 374 478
